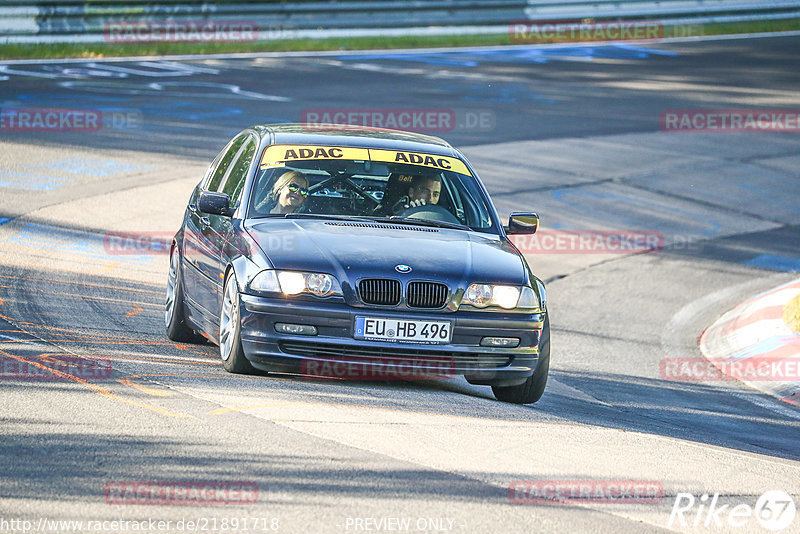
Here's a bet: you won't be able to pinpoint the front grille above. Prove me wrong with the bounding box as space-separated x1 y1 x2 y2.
279 341 512 369
407 281 449 309
359 278 401 306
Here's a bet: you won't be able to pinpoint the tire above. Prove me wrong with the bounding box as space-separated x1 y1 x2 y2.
492 314 550 404
219 272 255 374
165 247 203 343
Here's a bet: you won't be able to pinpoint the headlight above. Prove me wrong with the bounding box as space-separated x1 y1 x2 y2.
462 284 520 309
306 273 334 296
277 272 306 295
460 283 542 311
249 270 342 298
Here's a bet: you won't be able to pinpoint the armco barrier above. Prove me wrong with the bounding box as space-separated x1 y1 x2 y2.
1 1 800 44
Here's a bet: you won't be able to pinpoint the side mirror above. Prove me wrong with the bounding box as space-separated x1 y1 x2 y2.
506 212 538 235
198 191 234 217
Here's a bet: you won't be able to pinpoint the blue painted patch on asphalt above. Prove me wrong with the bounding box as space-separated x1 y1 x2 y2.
17 93 130 104
745 254 800 272
0 170 74 191
338 44 678 66
43 158 152 177
10 223 152 266
339 53 479 67
0 217 11 226
608 43 678 59
142 102 244 122
0 159 153 191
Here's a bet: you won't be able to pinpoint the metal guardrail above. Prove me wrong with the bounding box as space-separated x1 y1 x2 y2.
525 0 800 19
1 0 799 44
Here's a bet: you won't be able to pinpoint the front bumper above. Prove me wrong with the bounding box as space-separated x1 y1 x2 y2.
238 293 544 385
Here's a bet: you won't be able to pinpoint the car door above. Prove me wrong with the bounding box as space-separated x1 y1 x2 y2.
186 133 248 319
204 134 258 316
182 150 223 310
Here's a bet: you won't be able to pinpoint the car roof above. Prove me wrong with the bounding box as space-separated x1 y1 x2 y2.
251 123 460 158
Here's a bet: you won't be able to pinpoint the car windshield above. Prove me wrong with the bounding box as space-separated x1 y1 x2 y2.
247 145 497 232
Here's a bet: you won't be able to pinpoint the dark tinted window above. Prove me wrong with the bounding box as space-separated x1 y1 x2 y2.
219 137 257 207
207 134 247 192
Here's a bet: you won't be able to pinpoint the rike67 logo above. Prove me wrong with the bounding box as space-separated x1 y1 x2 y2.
669 490 796 531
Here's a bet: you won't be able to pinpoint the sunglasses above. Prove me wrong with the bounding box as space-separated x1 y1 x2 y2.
286 183 309 198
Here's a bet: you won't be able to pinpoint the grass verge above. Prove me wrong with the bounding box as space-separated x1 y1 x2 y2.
1 17 799 60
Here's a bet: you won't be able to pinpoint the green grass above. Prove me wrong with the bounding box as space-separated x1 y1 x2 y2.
1 17 798 60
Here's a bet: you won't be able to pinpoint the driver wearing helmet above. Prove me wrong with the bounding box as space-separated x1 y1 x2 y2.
392 175 442 213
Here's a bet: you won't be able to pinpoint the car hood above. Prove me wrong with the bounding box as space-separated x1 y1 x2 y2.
244 219 527 289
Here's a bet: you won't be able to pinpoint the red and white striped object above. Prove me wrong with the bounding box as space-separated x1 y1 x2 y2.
700 278 800 406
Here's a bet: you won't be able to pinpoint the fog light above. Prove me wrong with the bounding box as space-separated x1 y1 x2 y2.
275 323 317 336
480 337 520 348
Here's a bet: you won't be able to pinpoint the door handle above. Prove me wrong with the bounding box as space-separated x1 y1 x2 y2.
200 216 210 226
189 203 197 212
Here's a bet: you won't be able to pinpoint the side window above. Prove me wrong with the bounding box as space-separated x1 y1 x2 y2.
202 149 224 186
218 137 257 207
207 134 247 192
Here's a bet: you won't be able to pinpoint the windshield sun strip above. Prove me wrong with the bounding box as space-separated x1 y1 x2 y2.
259 145 472 177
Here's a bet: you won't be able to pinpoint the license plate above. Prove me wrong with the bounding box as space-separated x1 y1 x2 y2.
354 317 451 344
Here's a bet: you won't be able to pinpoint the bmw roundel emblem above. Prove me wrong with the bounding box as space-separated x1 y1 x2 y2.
395 264 412 273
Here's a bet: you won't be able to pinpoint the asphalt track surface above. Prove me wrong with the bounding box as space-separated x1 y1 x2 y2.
1 36 800 534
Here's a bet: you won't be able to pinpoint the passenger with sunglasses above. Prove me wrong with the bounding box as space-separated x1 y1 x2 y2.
266 171 309 215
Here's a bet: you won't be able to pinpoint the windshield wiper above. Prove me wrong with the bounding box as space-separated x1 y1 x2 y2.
253 213 470 231
284 213 383 223
379 216 470 231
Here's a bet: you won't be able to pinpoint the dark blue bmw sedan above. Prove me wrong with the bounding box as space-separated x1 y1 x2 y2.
166 124 549 403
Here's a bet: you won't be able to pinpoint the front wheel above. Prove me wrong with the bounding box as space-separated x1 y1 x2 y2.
165 248 202 343
492 314 550 404
219 272 255 374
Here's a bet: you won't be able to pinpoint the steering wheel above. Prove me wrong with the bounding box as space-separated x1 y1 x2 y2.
397 203 463 225
310 174 381 211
